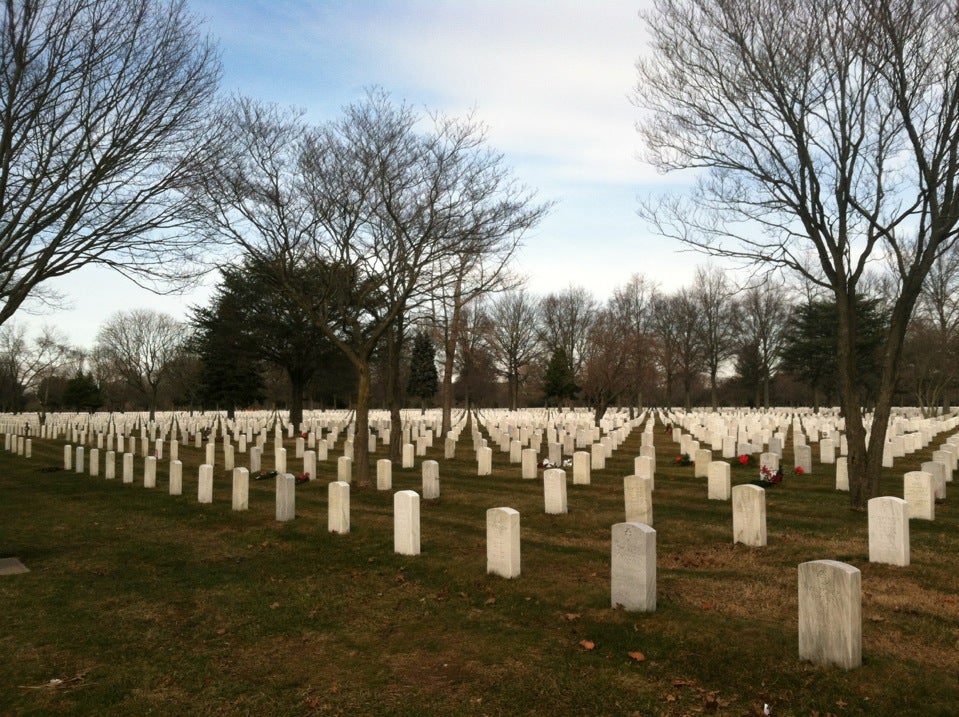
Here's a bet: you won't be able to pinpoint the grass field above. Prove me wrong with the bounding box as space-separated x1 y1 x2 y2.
0 414 957 716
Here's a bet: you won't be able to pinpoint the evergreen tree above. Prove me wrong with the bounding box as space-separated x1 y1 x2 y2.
407 331 438 411
780 296 887 408
542 347 578 406
62 371 101 413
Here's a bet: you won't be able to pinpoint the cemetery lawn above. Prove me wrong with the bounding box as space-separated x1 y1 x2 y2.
1 423 957 717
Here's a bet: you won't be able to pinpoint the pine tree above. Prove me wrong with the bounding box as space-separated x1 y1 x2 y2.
407 331 438 411
542 347 578 406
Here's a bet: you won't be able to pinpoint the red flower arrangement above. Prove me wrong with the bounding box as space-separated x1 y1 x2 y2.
794 465 805 476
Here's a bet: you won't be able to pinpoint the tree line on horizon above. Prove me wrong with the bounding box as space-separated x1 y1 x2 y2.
2 0 956 504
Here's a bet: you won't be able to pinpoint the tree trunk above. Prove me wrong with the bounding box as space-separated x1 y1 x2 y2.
288 373 305 430
440 300 463 437
352 363 372 488
387 319 404 462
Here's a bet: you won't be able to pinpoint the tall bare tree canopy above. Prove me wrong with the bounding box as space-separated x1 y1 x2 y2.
634 0 959 508
192 91 547 486
0 0 220 325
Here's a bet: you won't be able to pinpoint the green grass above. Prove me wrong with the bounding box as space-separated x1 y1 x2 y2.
0 419 957 716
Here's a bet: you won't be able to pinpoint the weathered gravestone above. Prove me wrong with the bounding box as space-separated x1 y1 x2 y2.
623 475 653 525
487 507 521 578
478 447 492 476
732 484 767 546
377 458 392 491
707 461 731 501
868 496 909 566
835 456 848 491
903 471 935 520
611 521 656 612
198 464 213 503
794 444 813 474
328 481 350 534
920 461 947 501
422 460 440 500
544 468 568 515
144 455 156 488
798 560 861 669
337 456 352 483
232 467 249 511
276 473 296 523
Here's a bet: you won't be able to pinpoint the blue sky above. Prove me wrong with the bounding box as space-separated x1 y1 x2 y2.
32 0 701 349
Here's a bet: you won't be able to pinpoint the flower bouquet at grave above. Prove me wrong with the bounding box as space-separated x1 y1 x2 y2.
254 470 278 481
793 465 805 476
752 465 783 487
674 453 693 466
295 472 310 485
735 454 755 469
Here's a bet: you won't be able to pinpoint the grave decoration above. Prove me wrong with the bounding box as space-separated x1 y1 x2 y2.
753 465 783 486
674 453 693 466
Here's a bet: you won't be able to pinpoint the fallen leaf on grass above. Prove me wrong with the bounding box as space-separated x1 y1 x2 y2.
564 613 581 621
484 597 496 605
269 601 280 609
627 651 646 662
19 673 87 690
579 639 596 651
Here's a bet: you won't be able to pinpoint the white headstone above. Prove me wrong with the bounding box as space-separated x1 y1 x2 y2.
544 468 568 515
732 484 767 546
337 455 352 483
169 460 182 495
572 451 590 485
920 461 947 500
144 456 157 488
376 458 392 491
104 450 116 480
328 481 350 534
835 456 849 491
611 521 656 612
477 446 492 476
623 475 653 525
486 507 520 578
232 467 249 511
867 496 909 566
422 460 440 500
275 473 295 521
198 464 213 503
122 453 134 484
394 490 421 556
521 448 537 479
694 448 712 478
633 455 655 490
707 461 731 501
903 471 935 520
798 560 861 669
795 444 813 474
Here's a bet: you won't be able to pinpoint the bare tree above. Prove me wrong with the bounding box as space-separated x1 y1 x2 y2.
691 266 739 410
634 0 959 508
609 274 659 414
537 286 597 379
94 309 185 421
0 0 220 325
738 282 790 409
650 291 703 409
485 290 541 410
579 307 632 422
0 323 76 414
191 92 545 487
